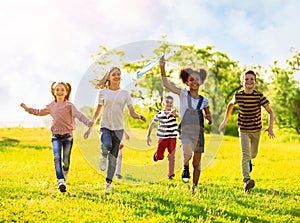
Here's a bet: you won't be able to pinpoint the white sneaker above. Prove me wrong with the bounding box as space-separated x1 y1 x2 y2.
62 169 68 181
104 182 112 192
99 156 107 171
58 179 66 192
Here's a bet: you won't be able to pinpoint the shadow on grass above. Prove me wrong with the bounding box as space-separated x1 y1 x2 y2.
0 137 20 151
0 137 50 150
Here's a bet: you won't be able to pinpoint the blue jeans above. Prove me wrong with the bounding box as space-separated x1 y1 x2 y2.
51 133 73 180
100 128 124 183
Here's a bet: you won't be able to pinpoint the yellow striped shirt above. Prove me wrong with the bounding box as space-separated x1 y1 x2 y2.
233 90 269 132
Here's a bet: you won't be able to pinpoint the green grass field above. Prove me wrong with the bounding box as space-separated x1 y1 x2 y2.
0 127 299 222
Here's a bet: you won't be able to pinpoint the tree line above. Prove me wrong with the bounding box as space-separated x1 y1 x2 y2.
84 41 300 135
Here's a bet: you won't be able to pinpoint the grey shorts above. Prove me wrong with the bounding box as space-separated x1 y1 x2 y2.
179 132 204 153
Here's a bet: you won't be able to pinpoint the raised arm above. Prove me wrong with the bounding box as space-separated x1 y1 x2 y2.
159 56 181 95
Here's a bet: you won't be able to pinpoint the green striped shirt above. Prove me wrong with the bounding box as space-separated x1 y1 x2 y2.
233 90 269 132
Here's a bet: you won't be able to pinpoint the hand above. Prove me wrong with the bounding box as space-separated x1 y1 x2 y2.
146 136 151 146
218 121 226 132
171 110 178 117
265 128 275 138
139 115 146 122
84 128 92 140
205 114 212 125
20 103 27 110
159 56 166 67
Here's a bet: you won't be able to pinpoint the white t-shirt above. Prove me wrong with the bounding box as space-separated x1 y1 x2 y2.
98 88 132 130
179 88 209 120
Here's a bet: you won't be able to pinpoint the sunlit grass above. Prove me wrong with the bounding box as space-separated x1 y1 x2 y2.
0 127 299 222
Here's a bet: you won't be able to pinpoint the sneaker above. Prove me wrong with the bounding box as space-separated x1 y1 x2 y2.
181 166 190 183
153 153 157 162
99 156 107 171
62 169 68 181
116 174 123 179
168 174 175 180
244 179 255 193
58 179 66 192
104 182 112 192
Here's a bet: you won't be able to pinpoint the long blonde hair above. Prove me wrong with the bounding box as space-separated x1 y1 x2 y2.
91 67 120 89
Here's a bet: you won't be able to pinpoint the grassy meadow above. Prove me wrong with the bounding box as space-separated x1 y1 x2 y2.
0 127 300 222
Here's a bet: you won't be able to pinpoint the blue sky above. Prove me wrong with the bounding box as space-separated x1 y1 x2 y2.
1 0 299 126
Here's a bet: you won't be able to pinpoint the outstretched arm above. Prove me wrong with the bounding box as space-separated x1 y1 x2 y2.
218 102 234 132
159 56 181 95
264 104 275 138
20 103 49 116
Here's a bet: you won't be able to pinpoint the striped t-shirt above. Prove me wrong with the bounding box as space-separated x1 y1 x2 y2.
233 90 269 133
153 110 178 138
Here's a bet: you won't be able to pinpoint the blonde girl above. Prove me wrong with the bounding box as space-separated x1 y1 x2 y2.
84 67 146 192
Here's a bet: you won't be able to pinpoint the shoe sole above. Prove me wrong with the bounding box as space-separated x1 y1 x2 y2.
244 179 255 193
59 184 66 193
182 178 189 183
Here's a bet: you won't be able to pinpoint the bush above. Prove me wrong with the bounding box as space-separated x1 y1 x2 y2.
224 122 239 137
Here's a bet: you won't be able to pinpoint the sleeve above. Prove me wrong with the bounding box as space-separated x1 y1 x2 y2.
203 97 209 108
27 105 50 116
232 92 237 104
125 90 133 106
153 113 159 123
72 104 93 127
260 93 269 106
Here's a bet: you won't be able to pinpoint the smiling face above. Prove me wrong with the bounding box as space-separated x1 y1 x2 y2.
108 67 121 88
163 97 174 111
53 83 68 102
186 72 203 91
241 73 256 91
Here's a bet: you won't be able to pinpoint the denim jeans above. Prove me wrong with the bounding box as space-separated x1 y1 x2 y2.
51 133 73 180
100 128 124 183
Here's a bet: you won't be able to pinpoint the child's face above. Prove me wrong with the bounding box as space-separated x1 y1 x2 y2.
241 73 256 90
54 84 68 101
163 98 174 110
109 68 121 85
186 73 202 90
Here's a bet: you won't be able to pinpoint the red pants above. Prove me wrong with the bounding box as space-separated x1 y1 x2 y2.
155 138 176 177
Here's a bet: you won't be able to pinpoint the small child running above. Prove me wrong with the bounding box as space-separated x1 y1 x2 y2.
146 95 178 179
20 82 93 192
219 70 275 193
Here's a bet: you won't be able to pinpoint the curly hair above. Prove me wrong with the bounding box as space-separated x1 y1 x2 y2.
179 68 207 83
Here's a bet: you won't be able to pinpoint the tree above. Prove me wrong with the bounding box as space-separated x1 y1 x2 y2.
269 49 300 133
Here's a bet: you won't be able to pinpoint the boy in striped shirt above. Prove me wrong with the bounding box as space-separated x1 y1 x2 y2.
219 70 275 192
146 95 178 179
